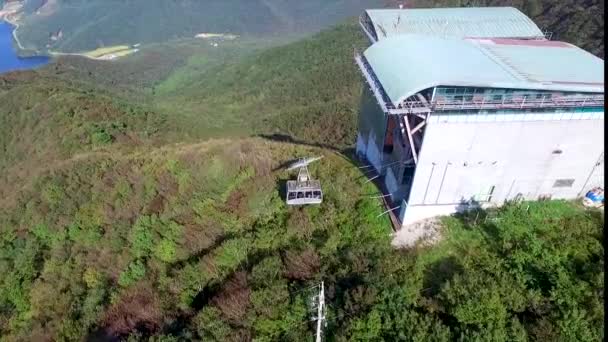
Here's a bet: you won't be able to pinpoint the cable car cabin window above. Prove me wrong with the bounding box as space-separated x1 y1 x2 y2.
297 192 304 198
288 192 296 200
553 179 575 188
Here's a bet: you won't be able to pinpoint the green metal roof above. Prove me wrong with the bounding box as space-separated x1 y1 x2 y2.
364 7 545 40
363 34 604 106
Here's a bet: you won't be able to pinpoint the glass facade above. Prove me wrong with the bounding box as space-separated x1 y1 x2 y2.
433 86 600 102
430 86 603 116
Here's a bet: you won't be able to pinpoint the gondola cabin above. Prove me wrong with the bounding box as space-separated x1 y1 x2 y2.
285 157 324 206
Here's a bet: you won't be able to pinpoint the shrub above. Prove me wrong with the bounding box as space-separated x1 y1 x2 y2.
91 129 113 146
130 216 155 259
42 182 65 207
193 307 231 341
118 260 146 287
102 283 162 336
154 239 177 263
250 256 284 288
83 268 103 288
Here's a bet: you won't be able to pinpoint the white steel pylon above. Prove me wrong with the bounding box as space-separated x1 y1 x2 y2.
310 281 326 342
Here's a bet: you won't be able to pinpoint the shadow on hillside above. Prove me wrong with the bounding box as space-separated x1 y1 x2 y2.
87 328 120 342
422 256 463 297
276 178 289 199
259 133 358 170
257 133 344 153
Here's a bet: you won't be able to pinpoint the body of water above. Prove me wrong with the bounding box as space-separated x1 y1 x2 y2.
0 20 49 73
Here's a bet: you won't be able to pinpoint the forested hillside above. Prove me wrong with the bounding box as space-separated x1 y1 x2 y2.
151 23 369 148
32 22 369 149
0 134 603 340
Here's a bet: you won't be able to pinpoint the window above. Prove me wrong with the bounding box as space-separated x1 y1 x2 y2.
401 166 415 185
475 185 496 202
445 88 455 94
553 179 575 188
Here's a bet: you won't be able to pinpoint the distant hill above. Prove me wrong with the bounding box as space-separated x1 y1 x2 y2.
12 0 384 52
33 22 368 149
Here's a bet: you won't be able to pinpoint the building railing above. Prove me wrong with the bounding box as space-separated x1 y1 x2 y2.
359 14 377 43
354 50 394 111
429 94 604 111
355 49 604 116
355 50 432 115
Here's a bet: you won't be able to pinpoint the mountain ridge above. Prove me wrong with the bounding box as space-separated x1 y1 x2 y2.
6 0 384 53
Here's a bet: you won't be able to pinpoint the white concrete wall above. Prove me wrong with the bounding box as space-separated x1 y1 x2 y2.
366 130 383 173
402 117 604 225
355 133 366 156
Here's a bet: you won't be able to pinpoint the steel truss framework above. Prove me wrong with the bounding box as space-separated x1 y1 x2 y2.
355 51 431 166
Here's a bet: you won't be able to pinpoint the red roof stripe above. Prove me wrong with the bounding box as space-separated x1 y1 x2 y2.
487 38 573 47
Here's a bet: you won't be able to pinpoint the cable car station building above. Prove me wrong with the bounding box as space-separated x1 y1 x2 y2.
354 7 604 227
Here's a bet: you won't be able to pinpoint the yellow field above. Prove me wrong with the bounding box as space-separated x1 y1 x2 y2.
84 45 131 58
109 49 137 58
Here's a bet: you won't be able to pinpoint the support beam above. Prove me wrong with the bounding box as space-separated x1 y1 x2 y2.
377 205 401 218
402 115 418 164
411 120 426 134
416 93 430 106
388 107 431 115
364 174 381 184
